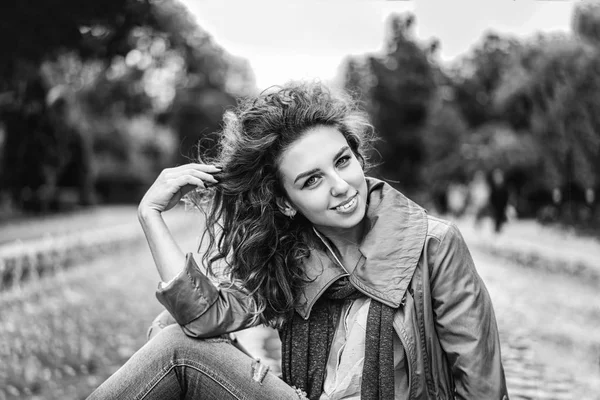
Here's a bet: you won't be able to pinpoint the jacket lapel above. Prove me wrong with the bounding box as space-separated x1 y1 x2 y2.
295 178 427 319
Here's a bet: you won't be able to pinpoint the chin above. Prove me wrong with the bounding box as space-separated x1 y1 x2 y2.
337 219 364 230
332 204 367 229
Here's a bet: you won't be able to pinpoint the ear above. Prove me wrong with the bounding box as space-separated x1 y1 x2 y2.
276 196 296 217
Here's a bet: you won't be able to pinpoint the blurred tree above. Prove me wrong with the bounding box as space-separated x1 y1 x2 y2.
573 0 600 47
0 0 255 210
449 32 522 128
342 56 372 100
169 87 237 164
421 94 469 212
494 32 600 217
366 13 437 190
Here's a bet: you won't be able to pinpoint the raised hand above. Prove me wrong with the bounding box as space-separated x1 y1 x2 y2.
138 163 221 215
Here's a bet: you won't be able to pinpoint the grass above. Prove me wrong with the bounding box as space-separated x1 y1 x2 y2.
0 210 199 400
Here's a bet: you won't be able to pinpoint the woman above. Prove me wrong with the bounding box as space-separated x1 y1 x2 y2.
88 82 508 399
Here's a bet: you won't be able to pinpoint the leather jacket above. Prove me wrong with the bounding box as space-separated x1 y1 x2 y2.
153 178 509 399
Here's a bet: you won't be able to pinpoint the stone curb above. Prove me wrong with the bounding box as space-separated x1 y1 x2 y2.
469 239 600 286
0 224 145 291
0 214 193 291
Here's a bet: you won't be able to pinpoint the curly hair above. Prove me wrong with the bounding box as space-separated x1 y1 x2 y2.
189 81 375 328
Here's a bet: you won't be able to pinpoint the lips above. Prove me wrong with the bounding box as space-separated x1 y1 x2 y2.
332 193 358 210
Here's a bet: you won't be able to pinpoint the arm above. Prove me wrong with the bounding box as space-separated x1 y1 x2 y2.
139 164 259 337
429 222 508 399
156 253 260 338
138 163 220 282
138 209 185 282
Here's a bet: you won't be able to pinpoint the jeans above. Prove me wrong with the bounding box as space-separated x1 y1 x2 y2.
87 324 307 400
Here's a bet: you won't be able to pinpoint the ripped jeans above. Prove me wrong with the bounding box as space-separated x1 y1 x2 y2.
86 324 307 400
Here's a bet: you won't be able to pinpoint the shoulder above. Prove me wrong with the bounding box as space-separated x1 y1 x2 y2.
424 214 459 244
421 214 471 272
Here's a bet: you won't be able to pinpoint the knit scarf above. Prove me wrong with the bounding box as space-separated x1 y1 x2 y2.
279 277 396 400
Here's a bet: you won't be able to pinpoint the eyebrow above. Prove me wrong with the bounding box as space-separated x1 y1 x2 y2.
293 146 350 184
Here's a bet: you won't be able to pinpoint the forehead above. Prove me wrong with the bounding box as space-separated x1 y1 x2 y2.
278 126 347 180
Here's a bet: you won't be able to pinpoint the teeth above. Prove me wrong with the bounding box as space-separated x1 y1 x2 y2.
336 196 356 211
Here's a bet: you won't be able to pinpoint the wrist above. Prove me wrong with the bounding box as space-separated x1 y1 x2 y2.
137 206 162 223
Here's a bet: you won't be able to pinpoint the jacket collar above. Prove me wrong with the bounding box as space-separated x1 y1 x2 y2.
295 177 428 319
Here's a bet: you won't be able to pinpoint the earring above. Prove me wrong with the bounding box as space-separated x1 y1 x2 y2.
288 210 296 219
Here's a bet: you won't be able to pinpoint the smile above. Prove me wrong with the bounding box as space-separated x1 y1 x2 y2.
333 194 358 213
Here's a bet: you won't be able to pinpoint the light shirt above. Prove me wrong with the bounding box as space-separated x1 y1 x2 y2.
320 297 408 400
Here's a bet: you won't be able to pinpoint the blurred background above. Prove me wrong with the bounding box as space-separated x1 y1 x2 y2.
0 0 599 399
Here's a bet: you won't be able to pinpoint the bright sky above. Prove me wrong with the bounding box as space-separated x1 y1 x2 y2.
181 0 575 90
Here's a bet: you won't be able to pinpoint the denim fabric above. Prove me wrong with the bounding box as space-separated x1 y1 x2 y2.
87 325 307 400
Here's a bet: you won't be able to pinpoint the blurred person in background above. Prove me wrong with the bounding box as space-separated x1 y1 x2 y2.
468 169 491 228
446 181 468 217
489 168 510 233
88 82 508 400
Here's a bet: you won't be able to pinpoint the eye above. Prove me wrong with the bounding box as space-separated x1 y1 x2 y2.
336 155 351 167
303 175 320 188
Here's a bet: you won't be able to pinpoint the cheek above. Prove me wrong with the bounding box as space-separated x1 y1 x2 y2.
345 161 366 185
291 188 330 216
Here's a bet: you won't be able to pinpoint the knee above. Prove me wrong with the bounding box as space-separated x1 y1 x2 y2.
147 324 192 360
149 325 230 362
153 324 191 350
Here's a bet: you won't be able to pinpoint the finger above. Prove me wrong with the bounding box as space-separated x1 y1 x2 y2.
172 163 221 173
190 169 219 183
167 169 219 184
173 175 207 192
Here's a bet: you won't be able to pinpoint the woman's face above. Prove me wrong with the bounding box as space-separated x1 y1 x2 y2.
278 125 368 232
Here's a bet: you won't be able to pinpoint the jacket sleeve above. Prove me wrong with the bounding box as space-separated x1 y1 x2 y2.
429 222 508 399
155 252 260 338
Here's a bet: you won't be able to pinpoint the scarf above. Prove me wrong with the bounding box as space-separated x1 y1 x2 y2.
279 277 396 400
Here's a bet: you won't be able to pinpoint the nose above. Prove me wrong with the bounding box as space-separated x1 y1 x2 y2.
330 174 350 197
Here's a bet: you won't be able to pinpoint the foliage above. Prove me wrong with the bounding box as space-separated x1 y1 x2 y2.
572 0 600 47
0 0 256 211
494 34 600 192
342 13 437 190
449 32 523 128
421 97 469 192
